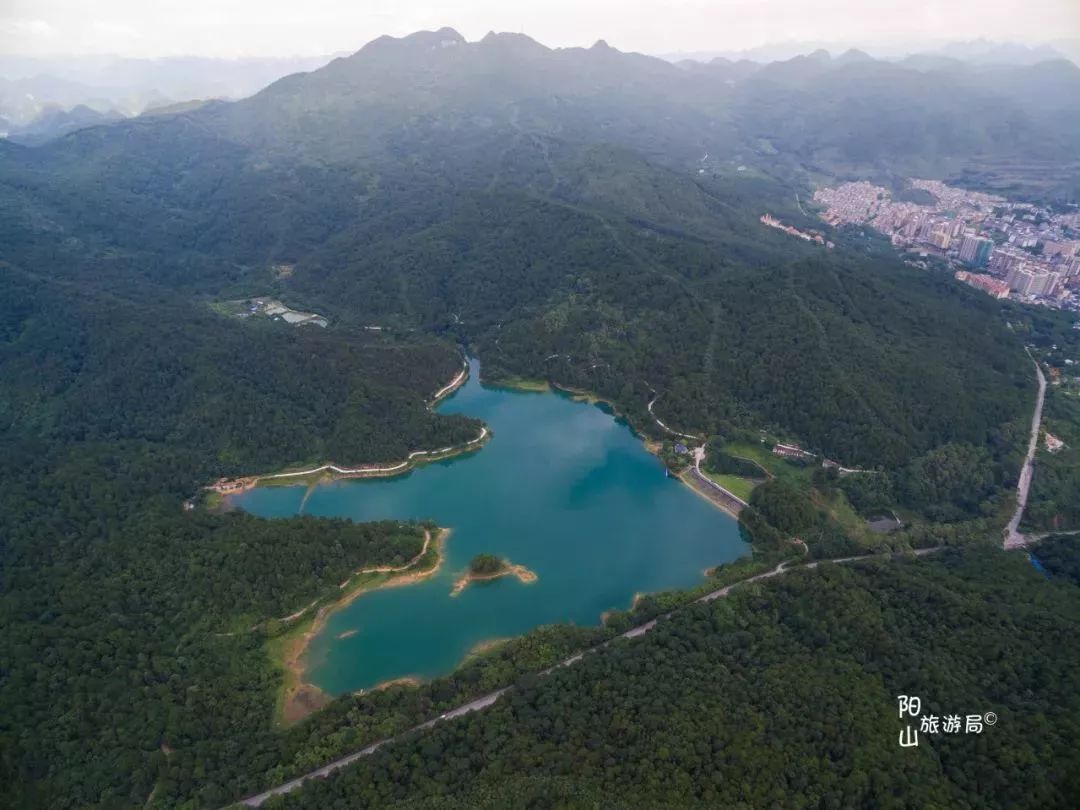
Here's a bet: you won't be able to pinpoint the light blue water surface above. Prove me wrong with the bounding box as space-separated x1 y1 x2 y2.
234 360 746 694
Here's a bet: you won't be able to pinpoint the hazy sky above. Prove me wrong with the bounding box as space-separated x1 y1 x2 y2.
2 0 1078 58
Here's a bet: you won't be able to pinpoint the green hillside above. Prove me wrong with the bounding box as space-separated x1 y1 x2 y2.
0 31 1040 468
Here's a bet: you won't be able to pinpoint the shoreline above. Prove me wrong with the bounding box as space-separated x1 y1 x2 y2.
450 562 538 597
486 376 551 393
207 360 482 500
467 637 513 657
677 468 745 520
601 591 647 626
496 373 741 521
277 528 450 725
368 675 423 692
429 361 470 404
492 375 621 415
214 427 489 500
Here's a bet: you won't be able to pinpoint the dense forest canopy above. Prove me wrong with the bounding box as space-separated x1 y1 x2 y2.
0 261 480 806
0 26 1075 809
468 554 504 575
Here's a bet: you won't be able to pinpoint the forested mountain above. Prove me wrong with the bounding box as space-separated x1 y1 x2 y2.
2 104 124 146
0 28 1042 467
0 265 479 468
0 261 482 807
0 26 1073 808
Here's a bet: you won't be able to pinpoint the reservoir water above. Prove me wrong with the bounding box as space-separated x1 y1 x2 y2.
234 360 746 694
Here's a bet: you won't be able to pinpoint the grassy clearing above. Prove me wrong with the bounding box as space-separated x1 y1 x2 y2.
724 441 813 484
704 472 757 502
266 612 318 726
813 489 876 546
490 376 551 392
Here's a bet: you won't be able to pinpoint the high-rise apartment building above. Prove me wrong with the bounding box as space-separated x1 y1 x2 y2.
930 228 951 250
1007 264 1059 297
1007 265 1037 294
959 235 993 267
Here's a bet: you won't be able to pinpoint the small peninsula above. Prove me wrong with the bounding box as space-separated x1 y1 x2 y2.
277 527 449 724
451 553 538 597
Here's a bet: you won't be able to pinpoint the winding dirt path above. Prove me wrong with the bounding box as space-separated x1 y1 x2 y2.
349 529 435 579
645 389 700 441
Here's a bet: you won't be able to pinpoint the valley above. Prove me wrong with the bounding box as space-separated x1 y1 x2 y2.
1 20 1079 810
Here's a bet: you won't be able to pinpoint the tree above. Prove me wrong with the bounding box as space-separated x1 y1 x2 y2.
469 554 505 576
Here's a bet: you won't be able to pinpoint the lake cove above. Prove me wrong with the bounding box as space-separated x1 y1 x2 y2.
233 359 746 695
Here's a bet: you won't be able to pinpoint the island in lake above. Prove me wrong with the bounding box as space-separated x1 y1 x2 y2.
452 553 537 596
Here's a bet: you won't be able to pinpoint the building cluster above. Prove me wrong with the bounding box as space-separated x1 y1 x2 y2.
208 476 257 494
760 213 834 248
813 179 1080 313
771 442 816 460
238 297 329 328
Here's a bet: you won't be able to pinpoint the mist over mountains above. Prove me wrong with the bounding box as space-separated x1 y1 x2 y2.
3 32 1078 160
1 29 1076 203
660 36 1080 66
0 53 340 140
14 27 1072 198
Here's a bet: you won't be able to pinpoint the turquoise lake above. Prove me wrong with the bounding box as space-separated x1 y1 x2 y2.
233 360 746 694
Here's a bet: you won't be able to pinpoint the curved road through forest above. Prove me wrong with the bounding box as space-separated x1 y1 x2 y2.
232 547 942 807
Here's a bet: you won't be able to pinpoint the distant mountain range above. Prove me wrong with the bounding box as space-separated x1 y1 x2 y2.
659 37 1080 67
4 35 1079 162
0 53 341 142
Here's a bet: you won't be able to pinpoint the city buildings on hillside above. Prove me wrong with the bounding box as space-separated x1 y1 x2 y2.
1006 264 1063 297
813 179 1080 313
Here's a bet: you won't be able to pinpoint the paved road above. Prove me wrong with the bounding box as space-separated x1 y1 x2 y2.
687 445 749 513
231 547 941 807
1004 351 1047 549
258 427 489 482
236 688 510 807
645 390 699 441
